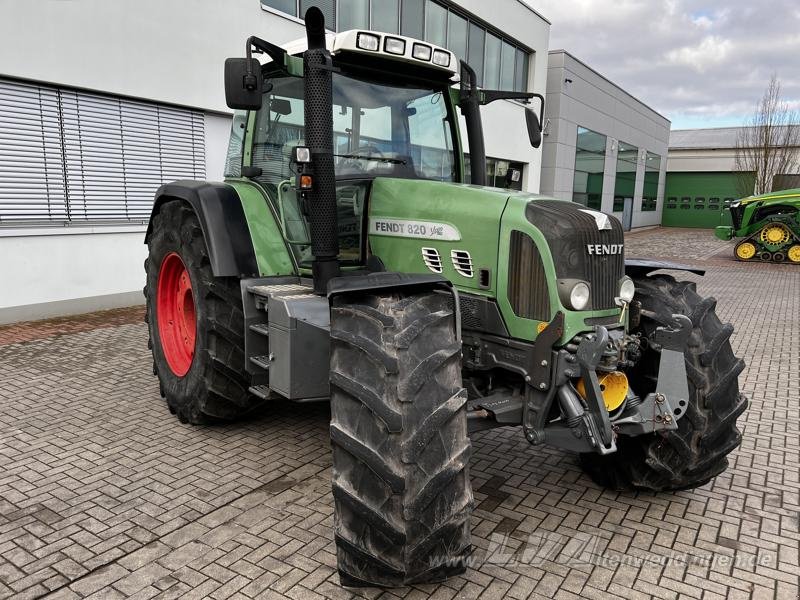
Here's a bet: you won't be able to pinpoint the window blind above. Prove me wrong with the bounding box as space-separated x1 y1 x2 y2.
0 78 205 225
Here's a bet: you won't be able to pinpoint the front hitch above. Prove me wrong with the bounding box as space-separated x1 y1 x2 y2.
613 313 692 435
530 314 693 455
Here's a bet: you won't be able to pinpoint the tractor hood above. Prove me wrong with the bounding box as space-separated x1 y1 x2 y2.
367 177 626 343
366 177 622 294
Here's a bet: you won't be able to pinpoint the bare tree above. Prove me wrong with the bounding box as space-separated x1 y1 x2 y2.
734 74 800 197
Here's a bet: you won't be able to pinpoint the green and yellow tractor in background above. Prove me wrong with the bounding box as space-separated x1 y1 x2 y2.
716 188 800 263
144 8 747 587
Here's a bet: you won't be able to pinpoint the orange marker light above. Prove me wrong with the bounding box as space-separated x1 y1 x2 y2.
300 174 313 189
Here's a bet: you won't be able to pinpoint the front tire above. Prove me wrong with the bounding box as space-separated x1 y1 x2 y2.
329 290 472 587
580 274 748 491
145 200 253 424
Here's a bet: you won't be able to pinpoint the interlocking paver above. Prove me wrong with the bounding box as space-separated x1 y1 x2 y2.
0 226 798 599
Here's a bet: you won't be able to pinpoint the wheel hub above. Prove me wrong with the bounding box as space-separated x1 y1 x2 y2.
760 224 790 246
735 242 756 260
788 245 800 264
156 252 196 376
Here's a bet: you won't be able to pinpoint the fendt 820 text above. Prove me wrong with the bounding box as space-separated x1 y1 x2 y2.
144 8 747 587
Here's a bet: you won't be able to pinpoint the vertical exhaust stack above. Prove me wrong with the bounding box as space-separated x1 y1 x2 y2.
458 61 486 186
302 7 340 294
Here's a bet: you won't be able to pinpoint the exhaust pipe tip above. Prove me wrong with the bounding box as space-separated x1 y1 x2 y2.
304 6 326 50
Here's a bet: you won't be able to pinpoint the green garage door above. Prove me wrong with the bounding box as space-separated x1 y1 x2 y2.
663 172 753 228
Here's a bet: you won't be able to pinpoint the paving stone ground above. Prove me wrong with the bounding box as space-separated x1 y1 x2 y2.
1 227 798 600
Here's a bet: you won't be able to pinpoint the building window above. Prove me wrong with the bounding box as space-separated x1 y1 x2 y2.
261 0 531 92
424 0 447 47
338 0 368 30
447 11 468 60
371 0 399 32
263 0 296 13
642 151 660 211
572 127 606 210
0 78 204 225
613 141 637 212
467 22 485 84
400 0 424 37
514 48 528 92
483 32 501 89
300 0 335 25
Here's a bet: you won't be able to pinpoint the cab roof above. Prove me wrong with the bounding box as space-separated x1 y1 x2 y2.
261 29 459 81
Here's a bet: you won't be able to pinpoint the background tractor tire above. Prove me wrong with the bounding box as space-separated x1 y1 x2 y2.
145 200 253 424
580 274 748 491
329 290 472 587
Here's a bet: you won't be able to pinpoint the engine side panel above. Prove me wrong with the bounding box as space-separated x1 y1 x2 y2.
367 178 508 294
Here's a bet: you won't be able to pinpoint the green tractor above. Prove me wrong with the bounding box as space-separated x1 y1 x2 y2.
715 188 800 263
144 8 747 587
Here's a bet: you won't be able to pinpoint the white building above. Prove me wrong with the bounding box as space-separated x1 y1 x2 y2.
540 50 670 230
0 0 550 323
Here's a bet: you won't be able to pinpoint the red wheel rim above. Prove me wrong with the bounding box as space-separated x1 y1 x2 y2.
156 252 196 376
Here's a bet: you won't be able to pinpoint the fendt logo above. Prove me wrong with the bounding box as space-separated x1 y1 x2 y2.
587 244 624 255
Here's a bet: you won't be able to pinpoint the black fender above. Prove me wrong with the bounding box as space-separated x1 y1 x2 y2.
625 259 705 278
328 272 461 337
145 181 259 277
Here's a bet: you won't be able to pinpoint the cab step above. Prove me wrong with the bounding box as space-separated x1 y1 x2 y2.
249 355 272 371
248 385 274 401
249 323 270 337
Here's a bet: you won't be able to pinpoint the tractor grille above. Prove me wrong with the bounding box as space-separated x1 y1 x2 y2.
729 204 744 230
508 230 550 321
523 201 625 311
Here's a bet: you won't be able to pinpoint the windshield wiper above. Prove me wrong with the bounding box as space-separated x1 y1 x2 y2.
334 153 407 165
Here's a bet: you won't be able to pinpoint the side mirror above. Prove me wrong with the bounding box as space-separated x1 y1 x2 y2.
224 58 263 110
525 108 542 149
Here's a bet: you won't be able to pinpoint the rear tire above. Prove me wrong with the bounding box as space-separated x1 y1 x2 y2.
145 200 253 424
330 290 472 587
580 274 748 491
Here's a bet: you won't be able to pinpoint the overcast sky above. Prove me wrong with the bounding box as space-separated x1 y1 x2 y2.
526 0 800 129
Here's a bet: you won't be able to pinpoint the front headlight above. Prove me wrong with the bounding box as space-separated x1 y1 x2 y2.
619 276 636 303
569 282 590 311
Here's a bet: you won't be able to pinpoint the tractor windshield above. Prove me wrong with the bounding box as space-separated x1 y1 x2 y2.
251 73 457 191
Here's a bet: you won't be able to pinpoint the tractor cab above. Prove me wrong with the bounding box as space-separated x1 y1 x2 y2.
241 37 464 265
248 30 463 187
224 15 543 286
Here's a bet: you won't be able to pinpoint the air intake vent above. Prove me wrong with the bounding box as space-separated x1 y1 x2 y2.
421 247 443 273
451 250 474 278
508 231 550 322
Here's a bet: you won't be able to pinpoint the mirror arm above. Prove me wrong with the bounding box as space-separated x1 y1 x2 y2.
246 35 289 67
481 91 545 131
481 90 534 105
